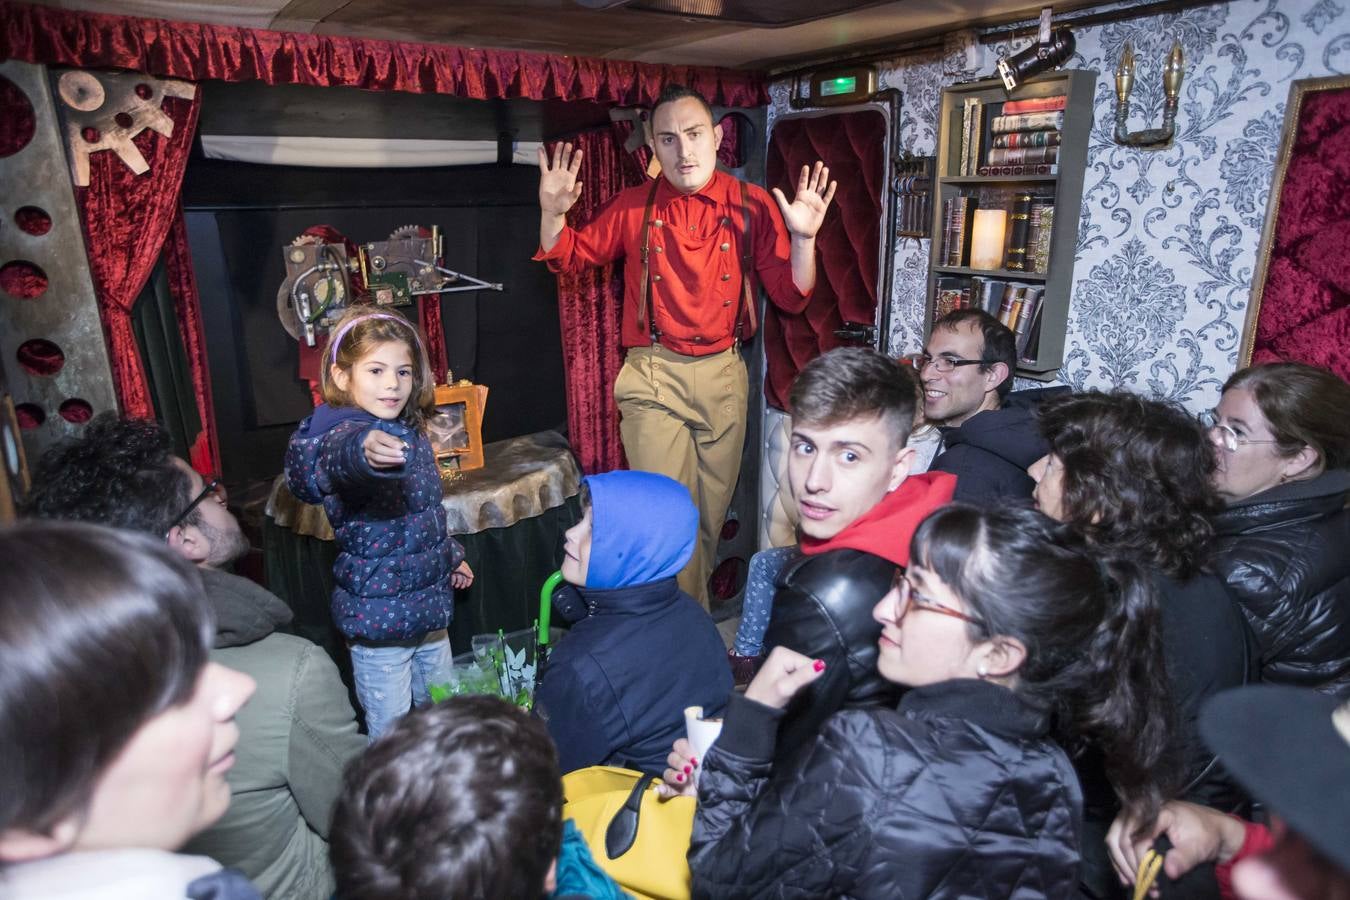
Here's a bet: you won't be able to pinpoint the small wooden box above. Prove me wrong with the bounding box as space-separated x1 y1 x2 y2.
429 380 488 476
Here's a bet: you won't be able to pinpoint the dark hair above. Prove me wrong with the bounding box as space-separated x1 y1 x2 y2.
320 306 437 430
789 348 918 449
22 413 195 535
911 504 1178 823
1036 390 1221 579
650 83 715 125
1223 362 1350 474
932 309 1016 399
0 521 213 841
331 695 564 900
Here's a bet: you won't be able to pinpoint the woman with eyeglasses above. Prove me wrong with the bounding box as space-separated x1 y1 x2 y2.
1203 362 1350 693
687 504 1175 899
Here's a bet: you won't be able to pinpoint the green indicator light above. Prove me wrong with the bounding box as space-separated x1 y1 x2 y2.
820 75 858 97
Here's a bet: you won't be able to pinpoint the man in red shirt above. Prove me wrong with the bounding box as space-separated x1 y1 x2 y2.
534 84 836 605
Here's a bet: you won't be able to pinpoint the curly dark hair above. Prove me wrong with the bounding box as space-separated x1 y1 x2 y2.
330 695 563 900
22 413 194 536
1036 391 1221 579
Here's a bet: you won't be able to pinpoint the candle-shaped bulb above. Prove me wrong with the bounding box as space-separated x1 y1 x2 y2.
1163 39 1185 100
1115 41 1136 101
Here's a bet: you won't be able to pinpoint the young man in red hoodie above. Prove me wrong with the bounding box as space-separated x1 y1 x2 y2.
727 347 957 684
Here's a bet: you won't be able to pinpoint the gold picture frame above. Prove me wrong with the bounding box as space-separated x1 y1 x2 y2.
430 380 488 475
1240 74 1350 367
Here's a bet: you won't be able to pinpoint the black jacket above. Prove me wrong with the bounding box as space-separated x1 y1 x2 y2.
689 679 1083 900
1211 468 1350 692
930 387 1069 505
533 577 732 775
764 549 903 762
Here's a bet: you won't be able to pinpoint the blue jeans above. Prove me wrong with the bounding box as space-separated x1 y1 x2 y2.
732 546 800 656
350 629 453 740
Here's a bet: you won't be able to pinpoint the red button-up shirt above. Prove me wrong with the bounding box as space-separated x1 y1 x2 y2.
535 169 811 356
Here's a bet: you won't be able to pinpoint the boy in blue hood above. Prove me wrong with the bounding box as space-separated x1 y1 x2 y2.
533 470 734 776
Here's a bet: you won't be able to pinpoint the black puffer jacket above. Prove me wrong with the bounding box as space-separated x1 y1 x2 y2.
764 549 902 762
1211 468 1350 692
930 386 1070 505
689 679 1083 900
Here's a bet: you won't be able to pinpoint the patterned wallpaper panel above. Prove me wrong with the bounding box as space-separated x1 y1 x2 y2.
768 0 1345 410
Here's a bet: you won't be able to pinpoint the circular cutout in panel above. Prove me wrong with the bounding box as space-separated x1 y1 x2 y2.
57 70 106 112
0 75 36 158
81 126 101 144
17 338 64 376
15 206 52 236
0 260 49 299
59 398 93 424
114 111 134 129
15 403 45 429
135 83 154 100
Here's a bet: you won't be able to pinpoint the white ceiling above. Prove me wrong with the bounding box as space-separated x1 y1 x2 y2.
30 0 1062 70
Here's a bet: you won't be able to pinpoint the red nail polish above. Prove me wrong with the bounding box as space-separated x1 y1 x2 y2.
683 764 691 774
689 757 698 766
813 659 826 672
675 773 684 782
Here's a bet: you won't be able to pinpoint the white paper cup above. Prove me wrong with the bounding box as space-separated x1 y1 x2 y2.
684 705 724 787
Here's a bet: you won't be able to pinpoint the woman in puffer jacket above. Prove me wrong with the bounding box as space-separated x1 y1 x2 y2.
688 505 1178 900
1203 362 1350 692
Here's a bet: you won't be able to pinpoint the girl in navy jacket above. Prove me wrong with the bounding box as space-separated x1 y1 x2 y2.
286 309 472 739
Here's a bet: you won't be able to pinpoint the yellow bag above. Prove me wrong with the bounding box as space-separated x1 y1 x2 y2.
561 766 695 900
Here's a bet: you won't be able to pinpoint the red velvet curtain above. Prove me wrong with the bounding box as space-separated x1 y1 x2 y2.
1251 86 1350 381
0 1 767 108
76 92 200 424
162 209 220 473
551 123 649 474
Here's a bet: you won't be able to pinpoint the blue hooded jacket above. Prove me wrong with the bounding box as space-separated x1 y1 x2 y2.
534 471 733 775
284 404 465 642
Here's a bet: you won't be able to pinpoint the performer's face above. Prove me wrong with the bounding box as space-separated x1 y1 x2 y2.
787 414 913 541
651 97 723 194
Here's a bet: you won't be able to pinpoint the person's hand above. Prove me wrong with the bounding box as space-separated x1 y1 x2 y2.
451 560 474 590
772 161 838 240
744 646 825 710
538 143 584 217
1106 800 1249 894
363 430 408 469
657 737 698 799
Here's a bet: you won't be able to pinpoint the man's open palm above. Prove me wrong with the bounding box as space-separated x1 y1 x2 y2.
772 161 838 239
538 143 584 217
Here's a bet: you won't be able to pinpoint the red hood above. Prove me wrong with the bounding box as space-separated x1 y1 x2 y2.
799 471 957 567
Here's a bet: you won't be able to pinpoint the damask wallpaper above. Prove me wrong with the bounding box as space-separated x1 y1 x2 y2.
768 0 1343 409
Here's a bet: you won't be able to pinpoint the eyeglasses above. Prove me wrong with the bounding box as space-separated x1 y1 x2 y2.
1198 409 1283 454
888 568 987 629
168 475 226 533
914 354 986 374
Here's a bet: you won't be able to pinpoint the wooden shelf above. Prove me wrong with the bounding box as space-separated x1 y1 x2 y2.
925 69 1098 379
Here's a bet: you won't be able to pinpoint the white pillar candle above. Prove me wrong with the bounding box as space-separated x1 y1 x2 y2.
969 208 1007 270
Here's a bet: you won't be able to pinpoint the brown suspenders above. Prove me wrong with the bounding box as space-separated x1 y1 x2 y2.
637 177 759 347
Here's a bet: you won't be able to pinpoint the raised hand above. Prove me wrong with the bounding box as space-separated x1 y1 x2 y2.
538 143 584 217
771 161 838 240
744 646 826 710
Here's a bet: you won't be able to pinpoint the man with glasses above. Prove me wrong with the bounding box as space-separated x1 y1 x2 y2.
23 414 365 899
920 309 1065 503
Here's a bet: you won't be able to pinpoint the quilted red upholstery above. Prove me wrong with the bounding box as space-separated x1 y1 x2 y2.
762 110 886 410
1253 86 1350 381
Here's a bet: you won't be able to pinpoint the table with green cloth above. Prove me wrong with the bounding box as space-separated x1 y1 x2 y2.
264 429 582 675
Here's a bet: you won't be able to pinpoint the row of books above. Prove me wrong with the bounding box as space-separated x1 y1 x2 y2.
957 94 1067 177
939 196 977 267
938 193 1056 272
956 97 985 177
934 276 1046 361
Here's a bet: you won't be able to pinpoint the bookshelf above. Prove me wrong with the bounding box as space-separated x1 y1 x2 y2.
925 69 1097 379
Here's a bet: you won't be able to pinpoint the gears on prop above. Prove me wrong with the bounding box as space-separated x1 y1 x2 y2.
278 225 503 346
55 69 197 187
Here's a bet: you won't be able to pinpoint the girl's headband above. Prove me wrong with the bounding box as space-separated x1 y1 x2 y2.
327 311 426 367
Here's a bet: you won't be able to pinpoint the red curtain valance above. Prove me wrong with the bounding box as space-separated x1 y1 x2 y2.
0 1 768 108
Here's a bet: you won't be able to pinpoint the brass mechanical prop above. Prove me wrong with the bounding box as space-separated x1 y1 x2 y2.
277 225 503 346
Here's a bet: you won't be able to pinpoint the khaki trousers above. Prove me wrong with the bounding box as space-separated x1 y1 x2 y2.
614 344 748 607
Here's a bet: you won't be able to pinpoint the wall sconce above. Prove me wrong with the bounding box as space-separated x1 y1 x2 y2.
996 8 1076 91
1113 40 1185 149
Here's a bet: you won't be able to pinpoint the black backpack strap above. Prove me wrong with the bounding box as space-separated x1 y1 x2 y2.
603 772 655 859
637 178 663 343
